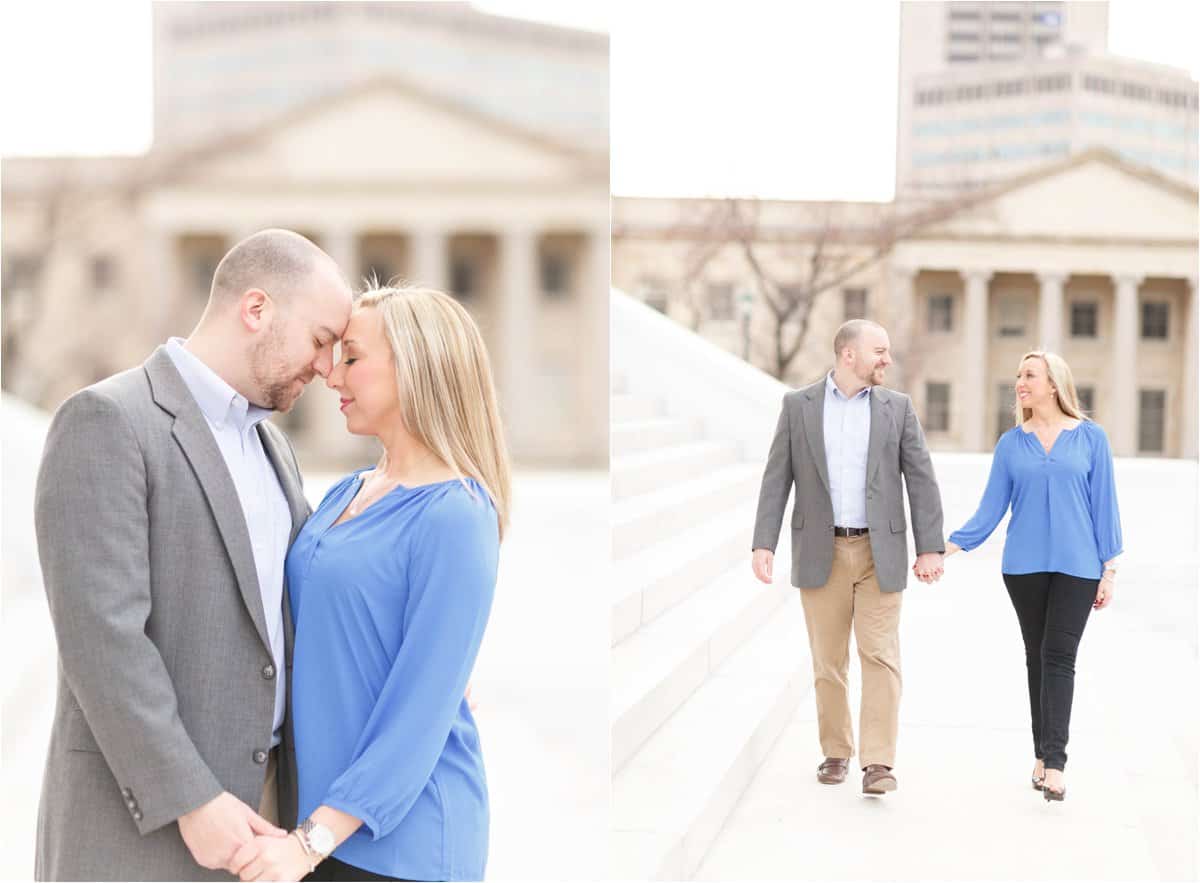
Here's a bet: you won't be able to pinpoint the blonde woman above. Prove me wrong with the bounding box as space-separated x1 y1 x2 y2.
941 351 1121 803
234 285 510 882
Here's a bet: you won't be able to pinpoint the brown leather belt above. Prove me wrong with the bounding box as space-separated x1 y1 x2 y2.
834 526 870 537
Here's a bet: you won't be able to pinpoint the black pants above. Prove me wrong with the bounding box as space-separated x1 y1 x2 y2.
1002 571 1096 771
304 857 413 882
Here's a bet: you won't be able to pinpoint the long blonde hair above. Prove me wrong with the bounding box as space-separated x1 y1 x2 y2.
356 284 512 540
1012 350 1088 427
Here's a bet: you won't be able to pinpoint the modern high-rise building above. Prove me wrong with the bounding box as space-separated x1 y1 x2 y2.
895 1 1198 196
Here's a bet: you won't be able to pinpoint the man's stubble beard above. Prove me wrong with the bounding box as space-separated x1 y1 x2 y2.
249 322 302 412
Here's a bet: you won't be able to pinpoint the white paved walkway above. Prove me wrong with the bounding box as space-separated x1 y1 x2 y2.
695 454 1198 881
1 395 608 880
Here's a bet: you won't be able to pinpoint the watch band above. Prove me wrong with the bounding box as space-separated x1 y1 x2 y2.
291 830 317 874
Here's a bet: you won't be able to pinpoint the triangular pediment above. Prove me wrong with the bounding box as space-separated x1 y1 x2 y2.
167 79 594 187
914 150 1198 242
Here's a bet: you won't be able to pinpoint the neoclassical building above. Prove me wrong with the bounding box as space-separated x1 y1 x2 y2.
613 149 1198 459
3 77 608 467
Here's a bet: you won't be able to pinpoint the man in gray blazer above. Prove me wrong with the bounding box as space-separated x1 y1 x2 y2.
752 319 944 795
33 230 353 880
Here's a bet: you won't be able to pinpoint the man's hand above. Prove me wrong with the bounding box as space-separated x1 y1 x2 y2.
752 549 774 584
178 791 288 873
912 552 944 584
231 832 312 882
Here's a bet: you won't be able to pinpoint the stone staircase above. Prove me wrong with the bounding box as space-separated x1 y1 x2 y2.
609 363 810 880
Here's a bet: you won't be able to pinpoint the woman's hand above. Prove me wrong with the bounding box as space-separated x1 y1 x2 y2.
1094 572 1115 610
944 541 961 557
232 832 312 882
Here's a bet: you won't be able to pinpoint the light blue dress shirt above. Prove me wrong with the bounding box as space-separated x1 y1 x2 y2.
823 371 871 529
948 420 1123 579
165 338 290 745
287 470 498 881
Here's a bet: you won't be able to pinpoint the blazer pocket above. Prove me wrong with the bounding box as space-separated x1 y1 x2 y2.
791 511 805 529
64 703 103 753
889 516 906 534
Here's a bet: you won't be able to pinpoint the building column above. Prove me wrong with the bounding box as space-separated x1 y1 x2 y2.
1183 276 1198 459
322 227 360 290
411 227 448 292
1037 271 1067 354
499 228 538 453
889 266 918 391
583 225 610 463
962 269 992 452
1110 273 1143 457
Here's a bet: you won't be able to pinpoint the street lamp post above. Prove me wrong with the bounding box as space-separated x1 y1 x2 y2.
737 286 754 363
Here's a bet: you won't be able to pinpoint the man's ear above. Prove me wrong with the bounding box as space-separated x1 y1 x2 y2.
240 289 270 331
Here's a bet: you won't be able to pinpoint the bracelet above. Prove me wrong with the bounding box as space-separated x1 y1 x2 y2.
291 830 317 874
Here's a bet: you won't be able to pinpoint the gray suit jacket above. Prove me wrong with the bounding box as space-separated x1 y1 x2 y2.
752 378 944 592
34 347 312 881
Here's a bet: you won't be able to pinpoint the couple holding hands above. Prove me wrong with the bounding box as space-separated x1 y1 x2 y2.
752 319 1122 802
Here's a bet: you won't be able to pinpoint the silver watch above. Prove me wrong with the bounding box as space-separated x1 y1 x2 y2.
300 818 336 859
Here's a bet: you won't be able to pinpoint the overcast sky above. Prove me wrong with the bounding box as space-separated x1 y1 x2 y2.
1 1 1194 202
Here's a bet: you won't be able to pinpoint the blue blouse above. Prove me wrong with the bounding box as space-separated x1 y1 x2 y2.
948 420 1122 580
286 469 499 881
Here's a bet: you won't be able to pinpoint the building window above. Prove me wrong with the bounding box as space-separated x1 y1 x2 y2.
1070 301 1098 337
1141 302 1169 339
450 257 478 300
540 252 571 299
925 383 951 433
191 256 219 298
995 382 1015 441
1076 385 1094 417
361 260 394 287
707 282 735 320
1138 389 1166 453
638 276 668 313
928 294 954 332
997 297 1026 337
4 255 42 291
843 288 867 320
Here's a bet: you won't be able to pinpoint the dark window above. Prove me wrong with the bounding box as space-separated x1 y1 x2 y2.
707 282 734 320
843 288 867 321
450 257 477 300
928 294 954 332
540 252 571 299
1070 301 1098 337
191 256 219 298
1141 302 1169 339
91 256 114 290
639 276 667 313
4 255 42 290
926 383 951 433
997 297 1026 337
1138 389 1166 453
362 260 393 287
1077 386 1094 417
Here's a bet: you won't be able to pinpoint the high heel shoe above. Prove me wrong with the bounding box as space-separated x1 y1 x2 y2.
1031 775 1045 791
1042 782 1066 802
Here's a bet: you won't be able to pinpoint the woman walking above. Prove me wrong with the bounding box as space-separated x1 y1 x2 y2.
942 350 1121 802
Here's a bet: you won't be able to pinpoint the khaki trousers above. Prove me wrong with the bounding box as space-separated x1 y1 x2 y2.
798 535 902 768
258 746 280 827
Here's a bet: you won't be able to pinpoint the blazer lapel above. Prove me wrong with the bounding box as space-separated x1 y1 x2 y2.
145 347 273 656
258 424 309 547
802 384 831 496
867 389 892 485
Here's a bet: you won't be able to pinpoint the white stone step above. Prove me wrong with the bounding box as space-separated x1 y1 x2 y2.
612 440 742 500
611 566 791 772
611 392 660 424
612 463 762 559
611 417 700 457
611 598 808 880
610 503 757 646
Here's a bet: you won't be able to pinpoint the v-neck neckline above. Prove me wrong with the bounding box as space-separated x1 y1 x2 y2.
1021 421 1081 457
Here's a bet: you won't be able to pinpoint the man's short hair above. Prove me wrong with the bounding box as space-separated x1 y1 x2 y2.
209 229 330 307
832 318 886 358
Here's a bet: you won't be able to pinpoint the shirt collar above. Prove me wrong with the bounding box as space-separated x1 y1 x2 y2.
826 370 871 402
165 338 273 432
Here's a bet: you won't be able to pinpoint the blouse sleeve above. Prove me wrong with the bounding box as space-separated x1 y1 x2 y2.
319 486 499 840
948 433 1014 552
1087 424 1123 564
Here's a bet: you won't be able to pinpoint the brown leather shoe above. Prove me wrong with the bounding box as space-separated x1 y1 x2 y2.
862 764 897 794
816 757 849 784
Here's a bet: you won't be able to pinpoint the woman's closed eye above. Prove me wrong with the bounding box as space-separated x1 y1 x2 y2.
343 357 358 366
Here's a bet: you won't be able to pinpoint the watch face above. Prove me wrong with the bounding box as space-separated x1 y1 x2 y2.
309 825 336 857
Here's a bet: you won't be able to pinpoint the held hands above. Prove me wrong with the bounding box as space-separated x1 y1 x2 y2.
911 552 945 584
177 791 288 874
231 832 312 882
1094 571 1116 610
752 549 774 584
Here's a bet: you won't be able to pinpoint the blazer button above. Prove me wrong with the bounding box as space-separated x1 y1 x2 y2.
121 787 133 799
254 749 268 765
262 664 276 680
132 810 143 821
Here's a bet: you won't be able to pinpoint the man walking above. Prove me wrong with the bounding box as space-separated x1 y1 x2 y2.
751 319 944 794
33 229 353 879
